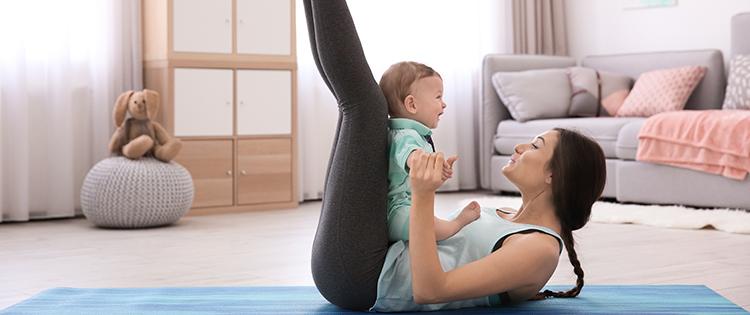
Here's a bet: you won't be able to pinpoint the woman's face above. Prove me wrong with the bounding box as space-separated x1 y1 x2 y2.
501 130 560 191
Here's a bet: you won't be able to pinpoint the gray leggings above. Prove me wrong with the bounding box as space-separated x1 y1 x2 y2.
304 0 390 311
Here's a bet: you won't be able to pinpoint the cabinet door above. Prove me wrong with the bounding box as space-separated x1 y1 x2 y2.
174 140 234 208
237 138 292 204
236 70 292 135
236 0 291 55
173 0 232 53
174 68 233 136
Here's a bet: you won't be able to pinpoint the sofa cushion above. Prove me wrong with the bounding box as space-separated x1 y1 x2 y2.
491 69 571 122
494 117 643 158
617 65 707 117
722 54 750 110
616 119 647 160
599 71 635 117
568 67 633 117
567 67 599 117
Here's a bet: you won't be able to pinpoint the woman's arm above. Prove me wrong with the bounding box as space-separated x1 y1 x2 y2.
408 150 442 302
408 151 560 304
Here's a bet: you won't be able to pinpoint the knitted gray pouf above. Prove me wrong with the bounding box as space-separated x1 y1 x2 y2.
80 157 194 228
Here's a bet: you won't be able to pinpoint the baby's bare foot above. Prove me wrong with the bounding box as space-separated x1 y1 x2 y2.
456 201 481 226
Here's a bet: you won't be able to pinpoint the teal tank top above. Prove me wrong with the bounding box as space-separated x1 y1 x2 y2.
370 206 563 312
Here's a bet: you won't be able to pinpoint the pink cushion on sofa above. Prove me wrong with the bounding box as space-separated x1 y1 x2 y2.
616 65 706 117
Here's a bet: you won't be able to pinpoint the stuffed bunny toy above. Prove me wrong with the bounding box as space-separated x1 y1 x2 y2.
108 89 182 162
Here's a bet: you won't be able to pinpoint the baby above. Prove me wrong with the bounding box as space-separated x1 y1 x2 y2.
380 61 480 242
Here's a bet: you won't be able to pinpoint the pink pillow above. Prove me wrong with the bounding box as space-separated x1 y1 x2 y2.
616 65 706 117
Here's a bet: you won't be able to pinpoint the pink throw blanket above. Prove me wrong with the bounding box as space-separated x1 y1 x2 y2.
637 110 750 180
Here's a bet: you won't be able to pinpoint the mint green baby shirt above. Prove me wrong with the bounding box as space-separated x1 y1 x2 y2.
387 118 434 241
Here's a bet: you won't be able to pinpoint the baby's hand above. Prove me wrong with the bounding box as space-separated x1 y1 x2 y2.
442 156 458 181
409 150 446 194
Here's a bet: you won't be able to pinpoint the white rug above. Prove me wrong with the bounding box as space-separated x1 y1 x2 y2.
460 197 750 234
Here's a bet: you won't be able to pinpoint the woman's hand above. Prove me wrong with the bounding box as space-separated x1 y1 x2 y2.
409 150 447 194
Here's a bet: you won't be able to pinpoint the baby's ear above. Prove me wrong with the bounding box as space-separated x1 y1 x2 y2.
143 89 160 120
403 95 418 114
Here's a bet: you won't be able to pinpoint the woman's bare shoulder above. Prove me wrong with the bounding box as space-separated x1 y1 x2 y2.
491 232 560 301
501 231 560 259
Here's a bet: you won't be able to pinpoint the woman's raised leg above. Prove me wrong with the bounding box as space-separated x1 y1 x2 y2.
304 0 390 310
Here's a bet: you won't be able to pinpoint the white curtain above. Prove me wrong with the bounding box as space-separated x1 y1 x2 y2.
0 0 142 222
295 0 512 200
512 0 568 55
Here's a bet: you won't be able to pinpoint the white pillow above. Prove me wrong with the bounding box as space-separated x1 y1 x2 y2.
491 69 571 122
722 54 750 110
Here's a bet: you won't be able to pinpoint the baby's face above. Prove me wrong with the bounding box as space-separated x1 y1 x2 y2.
410 75 446 129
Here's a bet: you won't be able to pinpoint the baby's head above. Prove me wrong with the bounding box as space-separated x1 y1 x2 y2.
379 61 446 128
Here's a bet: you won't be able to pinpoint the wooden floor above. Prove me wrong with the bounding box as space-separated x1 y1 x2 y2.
1 191 748 311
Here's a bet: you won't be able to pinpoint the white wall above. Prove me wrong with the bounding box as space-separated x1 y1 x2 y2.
566 0 750 60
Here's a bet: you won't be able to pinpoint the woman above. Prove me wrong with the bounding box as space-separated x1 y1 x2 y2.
305 0 607 311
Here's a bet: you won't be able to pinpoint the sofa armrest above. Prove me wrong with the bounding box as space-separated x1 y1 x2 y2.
732 12 750 57
478 54 576 189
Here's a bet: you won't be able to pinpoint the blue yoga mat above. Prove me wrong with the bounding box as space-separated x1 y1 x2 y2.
1 285 746 314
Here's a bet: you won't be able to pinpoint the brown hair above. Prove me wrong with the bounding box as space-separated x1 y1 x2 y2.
379 61 441 116
530 128 607 300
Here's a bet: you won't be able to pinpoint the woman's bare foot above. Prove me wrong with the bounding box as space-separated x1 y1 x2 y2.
455 201 481 226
